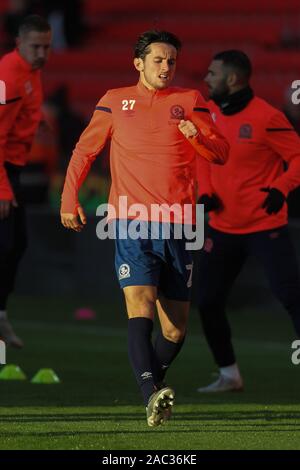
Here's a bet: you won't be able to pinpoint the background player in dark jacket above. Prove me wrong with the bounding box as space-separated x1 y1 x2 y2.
196 50 300 392
0 15 51 348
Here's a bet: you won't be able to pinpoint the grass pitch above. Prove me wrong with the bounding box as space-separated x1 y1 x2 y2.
0 295 300 450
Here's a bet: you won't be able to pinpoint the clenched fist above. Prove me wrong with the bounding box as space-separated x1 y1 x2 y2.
178 119 198 139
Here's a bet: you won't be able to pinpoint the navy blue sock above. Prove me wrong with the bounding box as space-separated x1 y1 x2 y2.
128 317 157 405
154 331 185 382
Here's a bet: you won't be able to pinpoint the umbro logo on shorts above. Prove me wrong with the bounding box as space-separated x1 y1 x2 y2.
119 263 131 280
141 371 152 380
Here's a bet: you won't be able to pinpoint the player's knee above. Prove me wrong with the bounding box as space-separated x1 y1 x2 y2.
273 283 300 312
279 292 300 314
125 290 157 318
198 298 226 332
137 300 156 317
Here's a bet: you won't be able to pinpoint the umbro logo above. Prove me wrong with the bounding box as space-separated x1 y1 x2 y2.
141 372 153 380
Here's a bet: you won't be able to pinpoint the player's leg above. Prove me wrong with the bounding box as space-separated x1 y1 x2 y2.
115 223 174 425
153 231 194 385
0 209 15 318
123 284 159 402
0 166 26 348
251 226 300 337
155 295 189 383
197 226 245 392
146 231 193 422
124 284 175 427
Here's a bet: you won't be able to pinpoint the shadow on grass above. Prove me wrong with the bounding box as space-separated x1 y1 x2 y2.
1 427 300 438
1 410 300 425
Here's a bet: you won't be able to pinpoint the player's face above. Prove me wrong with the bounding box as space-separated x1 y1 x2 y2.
136 42 177 90
204 60 230 102
17 30 52 70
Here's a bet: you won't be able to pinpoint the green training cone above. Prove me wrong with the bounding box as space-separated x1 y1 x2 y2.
31 368 60 384
0 364 27 381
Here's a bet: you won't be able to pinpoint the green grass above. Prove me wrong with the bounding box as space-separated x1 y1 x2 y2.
1 295 300 450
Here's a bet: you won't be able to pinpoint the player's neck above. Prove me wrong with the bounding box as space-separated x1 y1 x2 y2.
218 86 254 116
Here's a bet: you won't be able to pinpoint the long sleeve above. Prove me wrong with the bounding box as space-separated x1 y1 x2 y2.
187 93 230 165
197 156 214 198
0 79 22 199
61 95 113 213
266 111 300 197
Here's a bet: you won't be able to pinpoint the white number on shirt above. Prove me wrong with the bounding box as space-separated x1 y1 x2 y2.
122 99 136 110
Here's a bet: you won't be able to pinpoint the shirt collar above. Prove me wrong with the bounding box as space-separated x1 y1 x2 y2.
13 49 34 73
136 80 172 97
217 86 254 116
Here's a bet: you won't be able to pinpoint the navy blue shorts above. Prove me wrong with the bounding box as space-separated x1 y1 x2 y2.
114 221 193 301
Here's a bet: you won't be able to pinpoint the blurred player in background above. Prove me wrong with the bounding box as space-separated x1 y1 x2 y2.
61 30 229 426
0 15 51 348
197 50 300 392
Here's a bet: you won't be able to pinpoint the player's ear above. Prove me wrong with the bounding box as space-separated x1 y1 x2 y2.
134 57 144 72
227 71 238 87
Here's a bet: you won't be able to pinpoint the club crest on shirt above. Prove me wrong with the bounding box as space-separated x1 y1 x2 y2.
170 105 185 120
119 263 130 280
239 124 252 139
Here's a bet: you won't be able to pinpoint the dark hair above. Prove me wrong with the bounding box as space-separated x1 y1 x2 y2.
18 15 51 36
134 30 181 59
213 50 252 81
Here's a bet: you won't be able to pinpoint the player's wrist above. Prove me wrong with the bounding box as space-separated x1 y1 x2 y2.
192 130 201 141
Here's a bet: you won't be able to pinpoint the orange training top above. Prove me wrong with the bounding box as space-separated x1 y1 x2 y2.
197 97 300 233
61 81 229 222
0 49 43 200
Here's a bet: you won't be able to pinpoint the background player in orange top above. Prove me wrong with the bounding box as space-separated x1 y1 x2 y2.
196 50 300 392
0 15 51 348
61 30 229 426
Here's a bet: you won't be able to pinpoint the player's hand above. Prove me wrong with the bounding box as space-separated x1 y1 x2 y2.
178 120 198 139
260 187 285 215
61 205 87 232
0 197 18 220
198 193 222 213
38 119 54 137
